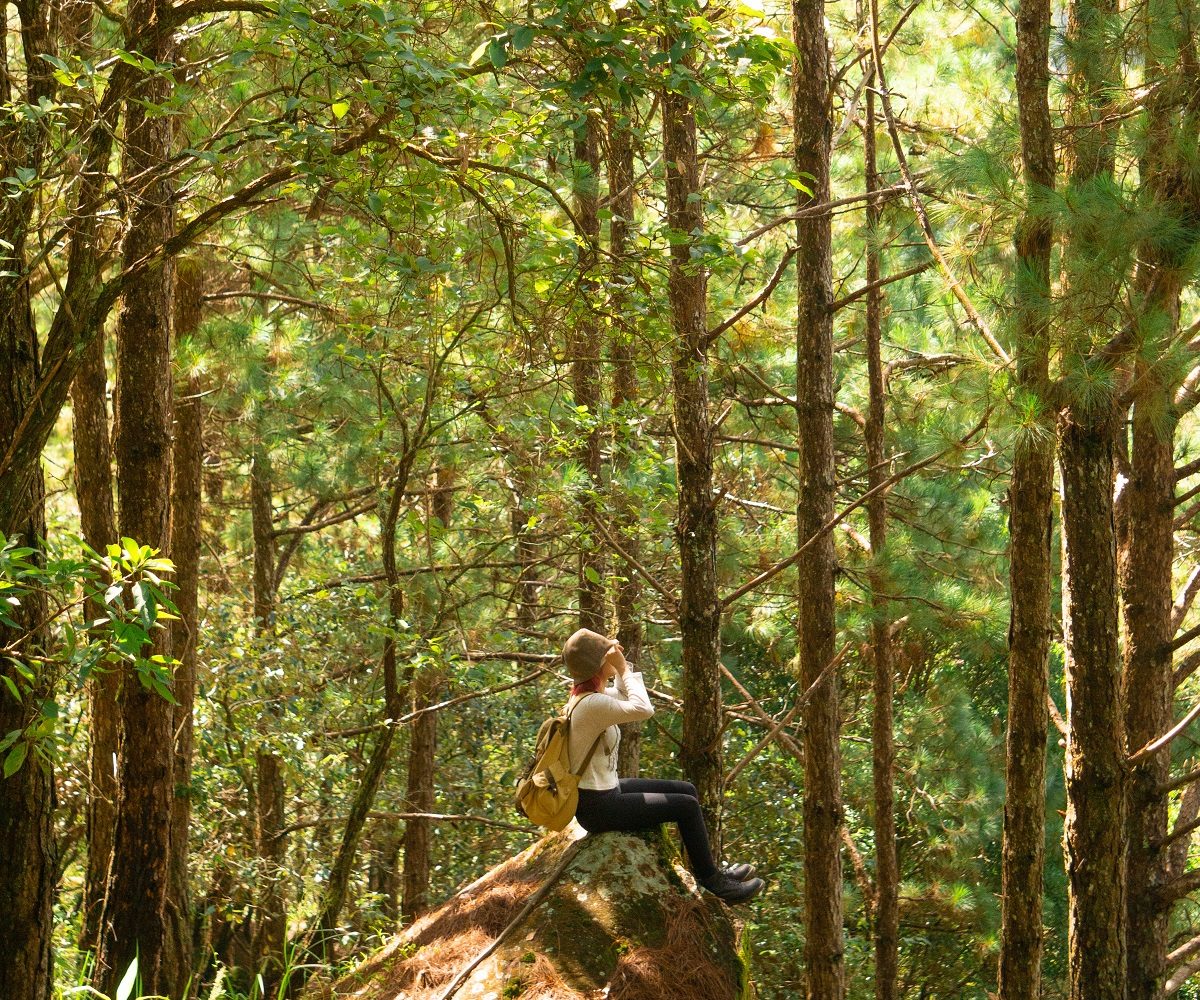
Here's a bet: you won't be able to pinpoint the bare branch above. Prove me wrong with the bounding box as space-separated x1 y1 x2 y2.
1173 567 1200 633
1129 697 1200 766
705 247 797 344
1155 761 1200 798
722 409 990 609
830 262 932 313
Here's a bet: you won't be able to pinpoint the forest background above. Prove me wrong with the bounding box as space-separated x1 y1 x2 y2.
0 0 1198 997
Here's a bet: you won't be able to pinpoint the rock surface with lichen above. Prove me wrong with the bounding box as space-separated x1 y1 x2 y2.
307 825 751 1000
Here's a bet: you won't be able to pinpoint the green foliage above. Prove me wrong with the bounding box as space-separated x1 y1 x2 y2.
1 534 178 777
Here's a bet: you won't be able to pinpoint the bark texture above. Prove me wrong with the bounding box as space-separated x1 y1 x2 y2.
0 10 59 991
0 236 55 1000
401 673 439 920
167 365 203 991
72 331 120 956
1121 401 1174 1000
793 0 844 993
663 38 722 838
862 70 898 1000
1059 412 1127 1000
1120 3 1194 992
573 114 605 632
250 448 286 988
99 3 178 989
998 0 1055 993
608 102 645 779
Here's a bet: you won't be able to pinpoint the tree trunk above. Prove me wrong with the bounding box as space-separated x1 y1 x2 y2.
250 448 287 989
99 2 177 988
862 70 898 1000
0 259 55 1000
1059 411 1127 1000
0 12 59 991
573 112 605 632
1120 5 1193 991
306 463 414 969
165 366 203 992
72 330 120 957
998 0 1055 994
608 101 645 779
662 31 722 838
254 750 286 989
793 0 843 993
1121 400 1174 1000
1055 0 1127 992
401 672 439 920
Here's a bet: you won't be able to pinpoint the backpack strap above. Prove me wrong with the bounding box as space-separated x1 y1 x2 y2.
565 692 608 778
576 730 607 777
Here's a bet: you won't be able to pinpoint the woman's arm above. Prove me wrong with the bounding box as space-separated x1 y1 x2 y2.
594 669 654 723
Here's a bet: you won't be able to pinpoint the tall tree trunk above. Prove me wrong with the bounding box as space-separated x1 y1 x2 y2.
401 671 439 920
608 101 645 778
99 2 177 989
0 9 58 994
306 457 415 970
1059 411 1127 1000
998 0 1055 994
167 365 203 994
662 28 722 838
254 750 286 988
72 331 120 957
0 254 55 1000
1057 0 1126 993
793 0 843 994
862 69 898 1000
250 449 287 990
1121 5 1195 991
165 261 206 990
573 112 605 632
1121 399 1175 1000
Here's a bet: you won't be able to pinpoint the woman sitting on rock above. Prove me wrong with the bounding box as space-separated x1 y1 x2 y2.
562 627 764 905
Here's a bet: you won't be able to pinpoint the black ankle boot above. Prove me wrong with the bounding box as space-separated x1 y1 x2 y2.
701 871 765 904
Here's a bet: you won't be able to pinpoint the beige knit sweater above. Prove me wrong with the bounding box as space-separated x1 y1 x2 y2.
566 670 654 790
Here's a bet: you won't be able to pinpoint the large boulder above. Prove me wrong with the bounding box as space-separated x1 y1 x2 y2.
314 825 751 1000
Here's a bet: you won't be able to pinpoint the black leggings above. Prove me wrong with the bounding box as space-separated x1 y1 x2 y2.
574 778 718 881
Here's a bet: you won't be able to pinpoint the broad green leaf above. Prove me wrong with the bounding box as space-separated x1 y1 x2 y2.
3 741 27 778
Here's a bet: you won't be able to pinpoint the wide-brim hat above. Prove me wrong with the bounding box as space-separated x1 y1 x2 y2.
562 628 618 682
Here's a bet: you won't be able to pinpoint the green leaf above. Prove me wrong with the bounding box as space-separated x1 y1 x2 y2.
584 565 602 585
331 100 350 120
3 741 27 778
487 37 508 68
511 25 535 50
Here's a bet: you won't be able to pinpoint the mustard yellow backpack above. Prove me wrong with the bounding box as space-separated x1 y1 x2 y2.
515 693 605 831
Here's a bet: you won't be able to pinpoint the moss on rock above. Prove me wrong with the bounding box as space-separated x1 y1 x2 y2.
314 825 751 1000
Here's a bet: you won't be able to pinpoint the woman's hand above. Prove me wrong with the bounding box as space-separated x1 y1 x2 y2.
603 643 628 677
